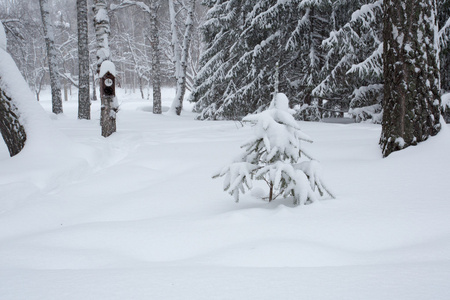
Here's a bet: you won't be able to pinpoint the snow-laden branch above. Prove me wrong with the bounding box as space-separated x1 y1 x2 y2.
286 8 310 50
58 71 79 88
312 54 353 97
110 1 151 14
350 0 383 27
439 17 450 46
346 42 383 77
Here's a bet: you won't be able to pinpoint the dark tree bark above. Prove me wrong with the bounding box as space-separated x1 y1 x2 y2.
39 0 63 115
77 0 91 119
438 0 450 92
0 88 26 157
380 0 442 157
100 70 117 137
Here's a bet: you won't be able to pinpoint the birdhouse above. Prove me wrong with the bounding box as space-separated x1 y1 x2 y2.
101 72 115 97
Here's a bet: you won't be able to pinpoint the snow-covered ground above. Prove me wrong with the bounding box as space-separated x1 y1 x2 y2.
0 88 449 299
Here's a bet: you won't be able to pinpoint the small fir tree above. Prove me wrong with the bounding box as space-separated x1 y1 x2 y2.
214 93 334 205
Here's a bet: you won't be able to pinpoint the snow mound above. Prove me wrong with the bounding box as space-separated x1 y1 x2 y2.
0 42 99 194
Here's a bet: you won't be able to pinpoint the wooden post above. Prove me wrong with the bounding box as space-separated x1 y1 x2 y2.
99 61 117 137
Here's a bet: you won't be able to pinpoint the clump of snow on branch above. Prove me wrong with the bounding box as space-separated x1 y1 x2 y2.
214 93 334 205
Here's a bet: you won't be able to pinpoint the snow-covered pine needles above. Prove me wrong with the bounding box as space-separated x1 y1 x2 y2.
214 93 334 206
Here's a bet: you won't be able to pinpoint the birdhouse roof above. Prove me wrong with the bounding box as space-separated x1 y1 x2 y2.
99 60 116 77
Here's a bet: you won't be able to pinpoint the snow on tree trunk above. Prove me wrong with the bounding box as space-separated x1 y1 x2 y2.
77 0 90 120
169 0 195 116
0 24 26 156
380 0 442 157
39 0 63 115
0 88 26 156
94 0 116 137
93 0 111 74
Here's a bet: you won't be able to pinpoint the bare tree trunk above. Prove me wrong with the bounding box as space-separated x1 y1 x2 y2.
63 80 68 102
77 0 91 119
91 66 97 101
139 77 144 99
149 0 162 114
39 0 63 114
380 0 442 157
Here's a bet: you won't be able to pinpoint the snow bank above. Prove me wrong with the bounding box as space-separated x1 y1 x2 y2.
0 88 449 299
0 38 98 192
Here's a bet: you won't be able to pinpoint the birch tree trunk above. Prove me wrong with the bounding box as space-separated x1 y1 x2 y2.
77 0 90 119
169 0 195 116
380 0 442 157
91 66 97 101
39 0 63 115
93 0 115 136
93 0 111 74
149 0 162 114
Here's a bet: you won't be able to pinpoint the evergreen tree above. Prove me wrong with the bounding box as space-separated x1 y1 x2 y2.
190 0 245 120
192 0 333 120
380 0 441 157
215 92 333 205
314 0 383 122
286 0 332 120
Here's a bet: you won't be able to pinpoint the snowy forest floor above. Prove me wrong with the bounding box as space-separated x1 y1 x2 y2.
0 88 449 299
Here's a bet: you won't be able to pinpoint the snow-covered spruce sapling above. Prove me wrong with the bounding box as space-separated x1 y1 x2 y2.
214 93 334 205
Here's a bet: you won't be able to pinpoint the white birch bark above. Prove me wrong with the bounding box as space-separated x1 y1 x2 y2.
169 0 195 116
39 0 63 114
93 0 116 137
149 0 162 114
93 0 111 74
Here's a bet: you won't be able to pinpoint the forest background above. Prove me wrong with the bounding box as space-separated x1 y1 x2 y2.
1 0 449 123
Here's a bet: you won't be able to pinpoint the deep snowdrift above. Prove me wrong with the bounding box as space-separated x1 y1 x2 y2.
0 88 449 299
